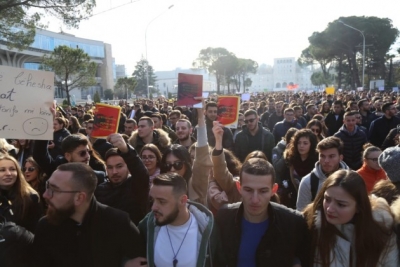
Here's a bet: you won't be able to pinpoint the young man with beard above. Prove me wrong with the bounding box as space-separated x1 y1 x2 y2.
94 133 149 225
193 101 234 150
272 108 302 145
358 99 376 130
369 102 400 147
33 134 106 185
32 163 146 267
296 137 349 211
174 119 196 149
234 109 275 162
325 100 345 136
124 118 137 137
138 172 224 267
267 101 284 131
216 158 310 267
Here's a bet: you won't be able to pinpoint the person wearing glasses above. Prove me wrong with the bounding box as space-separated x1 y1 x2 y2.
94 133 149 225
234 109 275 163
356 144 387 193
140 144 162 185
161 100 213 205
23 157 46 198
32 162 146 267
306 119 325 143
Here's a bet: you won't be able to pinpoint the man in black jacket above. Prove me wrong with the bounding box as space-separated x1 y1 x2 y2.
193 101 234 150
32 163 146 267
33 134 106 185
369 102 400 147
334 111 367 170
95 133 149 225
216 158 310 267
325 100 345 136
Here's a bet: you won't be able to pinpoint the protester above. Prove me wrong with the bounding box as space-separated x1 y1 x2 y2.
0 154 42 233
272 108 302 144
369 102 400 147
51 117 71 158
379 145 400 191
325 100 344 136
140 144 162 185
94 133 149 225
138 172 224 267
32 163 146 267
216 158 310 267
297 137 349 211
303 170 398 267
357 145 387 193
285 129 318 191
234 109 275 162
333 111 367 170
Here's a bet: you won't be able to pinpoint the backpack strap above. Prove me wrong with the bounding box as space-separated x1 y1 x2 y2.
310 172 319 201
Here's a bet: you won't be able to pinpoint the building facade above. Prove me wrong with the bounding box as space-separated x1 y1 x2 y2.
0 28 115 102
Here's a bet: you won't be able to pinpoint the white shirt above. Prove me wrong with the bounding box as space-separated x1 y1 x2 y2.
154 212 198 267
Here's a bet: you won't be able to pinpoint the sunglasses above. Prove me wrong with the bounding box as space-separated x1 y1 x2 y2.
164 161 184 171
23 166 36 172
78 149 92 157
244 118 256 124
310 128 320 134
142 155 156 161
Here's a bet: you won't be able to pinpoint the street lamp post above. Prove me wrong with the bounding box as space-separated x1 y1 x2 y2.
339 20 365 89
145 4 174 99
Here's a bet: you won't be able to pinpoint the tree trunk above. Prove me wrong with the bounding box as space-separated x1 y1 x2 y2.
66 85 71 105
351 52 361 87
337 57 342 89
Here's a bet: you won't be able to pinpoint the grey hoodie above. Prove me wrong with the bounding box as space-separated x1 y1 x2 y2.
296 161 349 212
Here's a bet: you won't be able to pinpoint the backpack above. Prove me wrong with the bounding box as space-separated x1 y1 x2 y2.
310 172 319 202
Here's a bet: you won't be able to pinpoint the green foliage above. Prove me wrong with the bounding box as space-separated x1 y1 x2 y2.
131 59 157 97
193 47 258 94
300 16 399 89
104 89 114 100
0 0 96 49
114 77 137 100
41 45 97 105
93 91 100 103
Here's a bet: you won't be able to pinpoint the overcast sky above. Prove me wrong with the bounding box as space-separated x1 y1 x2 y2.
46 0 400 75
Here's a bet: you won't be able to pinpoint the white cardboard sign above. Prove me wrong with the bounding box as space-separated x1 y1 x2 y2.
0 65 54 140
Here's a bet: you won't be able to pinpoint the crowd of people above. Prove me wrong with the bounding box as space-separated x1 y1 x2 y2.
1 90 400 266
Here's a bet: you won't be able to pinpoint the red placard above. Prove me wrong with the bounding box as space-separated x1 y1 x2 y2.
91 103 121 138
176 73 202 107
217 96 240 128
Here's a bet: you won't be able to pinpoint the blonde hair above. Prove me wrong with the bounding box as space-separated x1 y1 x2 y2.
0 154 38 219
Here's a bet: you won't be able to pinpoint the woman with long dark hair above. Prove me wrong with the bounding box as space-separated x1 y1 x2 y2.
285 129 318 192
303 170 398 267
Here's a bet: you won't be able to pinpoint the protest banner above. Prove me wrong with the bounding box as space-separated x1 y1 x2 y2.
241 93 250 101
0 65 54 140
177 73 202 107
325 87 335 94
91 103 121 138
217 96 240 128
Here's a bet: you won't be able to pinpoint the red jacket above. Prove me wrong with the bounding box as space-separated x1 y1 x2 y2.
357 163 387 193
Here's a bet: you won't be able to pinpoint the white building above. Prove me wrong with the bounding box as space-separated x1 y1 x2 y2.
154 58 313 95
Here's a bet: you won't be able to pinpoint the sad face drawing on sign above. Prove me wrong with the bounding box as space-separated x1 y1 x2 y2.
22 117 48 136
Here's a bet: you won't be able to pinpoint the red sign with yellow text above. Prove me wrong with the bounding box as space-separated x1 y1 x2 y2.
91 103 121 138
217 96 240 128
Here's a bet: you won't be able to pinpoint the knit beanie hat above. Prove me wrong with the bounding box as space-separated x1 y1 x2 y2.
379 146 400 183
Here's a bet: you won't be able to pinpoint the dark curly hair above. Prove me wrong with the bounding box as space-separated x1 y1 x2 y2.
284 129 318 165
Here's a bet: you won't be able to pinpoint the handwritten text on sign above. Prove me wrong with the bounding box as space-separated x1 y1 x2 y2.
0 65 54 140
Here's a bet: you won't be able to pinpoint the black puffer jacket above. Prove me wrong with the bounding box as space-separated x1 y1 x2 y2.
95 144 149 225
334 125 367 170
0 220 34 267
216 202 310 267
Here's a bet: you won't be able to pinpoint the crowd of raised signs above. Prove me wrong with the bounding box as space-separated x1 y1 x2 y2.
1 89 400 267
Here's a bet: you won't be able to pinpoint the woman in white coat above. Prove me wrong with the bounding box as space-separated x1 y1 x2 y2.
303 169 399 267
